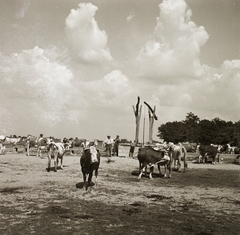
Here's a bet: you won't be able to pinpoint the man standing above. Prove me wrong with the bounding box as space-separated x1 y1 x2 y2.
113 135 120 156
104 135 114 162
129 140 136 158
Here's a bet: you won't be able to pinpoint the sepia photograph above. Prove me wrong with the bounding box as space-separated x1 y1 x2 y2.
0 0 239 234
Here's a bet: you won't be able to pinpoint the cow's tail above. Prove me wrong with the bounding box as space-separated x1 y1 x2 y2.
182 146 187 171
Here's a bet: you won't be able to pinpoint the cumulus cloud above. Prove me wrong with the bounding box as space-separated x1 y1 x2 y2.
15 0 31 19
191 60 240 118
137 0 209 81
149 59 240 123
0 47 75 134
65 3 113 64
79 70 135 110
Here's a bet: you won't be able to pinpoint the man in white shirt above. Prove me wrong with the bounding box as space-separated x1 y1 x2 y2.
104 136 114 162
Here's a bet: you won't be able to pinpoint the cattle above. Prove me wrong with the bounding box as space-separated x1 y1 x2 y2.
0 135 6 141
137 147 171 179
4 136 21 145
4 136 23 152
219 144 231 154
80 146 100 190
197 145 220 164
0 141 5 155
47 141 69 172
234 147 240 154
26 135 49 157
181 142 197 152
168 143 187 173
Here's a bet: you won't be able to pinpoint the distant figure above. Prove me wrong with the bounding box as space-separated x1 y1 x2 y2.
104 135 114 162
129 140 136 158
113 135 120 156
38 134 43 141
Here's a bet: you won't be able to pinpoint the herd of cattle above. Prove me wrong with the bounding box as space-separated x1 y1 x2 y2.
0 134 239 190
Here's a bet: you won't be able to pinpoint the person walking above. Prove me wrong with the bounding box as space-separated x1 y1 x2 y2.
129 140 136 158
113 135 120 156
104 135 114 162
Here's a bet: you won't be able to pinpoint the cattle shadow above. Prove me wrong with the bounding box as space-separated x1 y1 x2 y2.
131 170 165 178
45 166 67 172
75 182 95 189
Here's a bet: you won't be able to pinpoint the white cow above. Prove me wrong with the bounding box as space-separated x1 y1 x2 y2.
0 142 5 155
47 141 70 172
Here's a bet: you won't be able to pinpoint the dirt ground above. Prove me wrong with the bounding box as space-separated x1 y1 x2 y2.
0 150 239 235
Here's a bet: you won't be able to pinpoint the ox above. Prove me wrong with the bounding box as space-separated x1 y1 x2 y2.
4 136 22 152
4 136 21 145
219 144 231 154
137 147 171 179
26 136 49 157
47 142 69 172
0 141 5 155
168 144 187 173
80 146 100 190
198 145 220 164
181 142 197 152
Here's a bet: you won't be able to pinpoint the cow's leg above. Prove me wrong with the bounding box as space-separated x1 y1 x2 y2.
169 158 173 178
177 158 181 172
203 153 207 164
162 163 167 178
164 164 170 178
138 161 142 173
157 164 162 177
47 154 51 172
59 155 63 169
26 146 30 156
54 155 58 172
94 169 98 186
212 154 216 165
149 166 154 179
82 171 87 190
138 163 147 179
87 172 93 190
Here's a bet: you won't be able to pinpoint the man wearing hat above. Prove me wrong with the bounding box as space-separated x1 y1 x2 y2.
113 135 120 156
104 135 114 162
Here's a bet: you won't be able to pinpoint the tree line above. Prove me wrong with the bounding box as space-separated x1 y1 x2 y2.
157 112 240 146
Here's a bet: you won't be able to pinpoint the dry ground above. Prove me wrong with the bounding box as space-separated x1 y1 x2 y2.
0 150 239 235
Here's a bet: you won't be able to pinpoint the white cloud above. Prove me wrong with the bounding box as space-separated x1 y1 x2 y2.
127 12 135 22
15 0 31 19
137 0 209 81
79 70 135 109
65 3 113 64
0 47 75 134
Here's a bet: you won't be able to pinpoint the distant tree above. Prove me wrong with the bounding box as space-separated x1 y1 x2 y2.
184 112 200 142
158 121 185 143
197 119 217 144
157 113 240 146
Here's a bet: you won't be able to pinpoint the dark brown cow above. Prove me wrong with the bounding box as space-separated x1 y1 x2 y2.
198 145 220 164
80 146 100 190
137 147 171 179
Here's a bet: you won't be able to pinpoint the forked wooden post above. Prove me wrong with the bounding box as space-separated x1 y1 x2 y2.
132 96 142 144
144 102 158 144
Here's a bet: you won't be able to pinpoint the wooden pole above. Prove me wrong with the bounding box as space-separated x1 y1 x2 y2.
133 96 142 144
144 102 158 144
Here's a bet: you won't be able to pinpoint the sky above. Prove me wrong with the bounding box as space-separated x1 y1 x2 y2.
0 0 239 141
